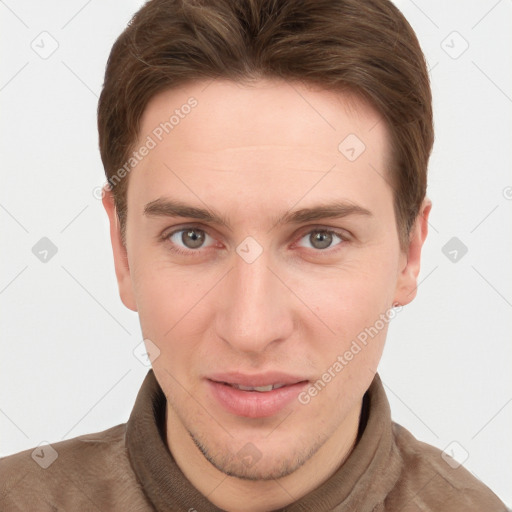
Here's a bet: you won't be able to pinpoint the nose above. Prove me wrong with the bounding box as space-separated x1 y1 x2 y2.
214 244 295 355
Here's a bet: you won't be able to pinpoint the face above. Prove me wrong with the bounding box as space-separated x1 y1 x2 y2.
104 79 429 481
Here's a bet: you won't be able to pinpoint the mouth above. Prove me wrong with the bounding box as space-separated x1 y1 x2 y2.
206 373 309 418
215 382 289 392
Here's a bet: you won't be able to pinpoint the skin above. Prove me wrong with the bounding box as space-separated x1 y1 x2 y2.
103 78 431 512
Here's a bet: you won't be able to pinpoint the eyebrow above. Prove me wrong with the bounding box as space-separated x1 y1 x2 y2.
143 197 372 229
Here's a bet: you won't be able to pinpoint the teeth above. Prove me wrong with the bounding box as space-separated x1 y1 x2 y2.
238 384 273 392
231 383 286 392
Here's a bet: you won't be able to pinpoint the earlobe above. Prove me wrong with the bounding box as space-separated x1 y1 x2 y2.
393 198 432 306
101 185 138 312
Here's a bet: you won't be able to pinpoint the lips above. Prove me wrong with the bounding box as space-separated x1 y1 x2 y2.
208 371 307 388
206 372 309 418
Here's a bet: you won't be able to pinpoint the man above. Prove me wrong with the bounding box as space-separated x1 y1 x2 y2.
0 0 508 510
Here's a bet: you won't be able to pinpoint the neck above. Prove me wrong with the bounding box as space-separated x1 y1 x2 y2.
165 401 362 512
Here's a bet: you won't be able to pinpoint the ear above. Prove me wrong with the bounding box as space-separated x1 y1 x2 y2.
102 185 138 312
393 198 432 306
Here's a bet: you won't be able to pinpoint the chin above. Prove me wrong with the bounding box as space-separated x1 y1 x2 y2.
190 427 325 481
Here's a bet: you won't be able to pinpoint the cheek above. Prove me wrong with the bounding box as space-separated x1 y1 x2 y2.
128 256 180 337
129 258 214 370
300 271 394 409
300 262 397 334
292 253 398 372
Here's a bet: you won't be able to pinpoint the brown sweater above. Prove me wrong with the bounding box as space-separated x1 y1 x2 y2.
0 370 507 511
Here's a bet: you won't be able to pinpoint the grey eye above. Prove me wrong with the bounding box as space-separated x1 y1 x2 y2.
310 231 333 249
182 229 205 248
297 230 343 250
169 228 211 250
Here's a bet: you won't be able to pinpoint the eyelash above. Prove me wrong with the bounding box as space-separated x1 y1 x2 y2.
161 225 349 257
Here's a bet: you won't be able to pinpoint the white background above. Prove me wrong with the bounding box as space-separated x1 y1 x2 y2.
1 0 511 506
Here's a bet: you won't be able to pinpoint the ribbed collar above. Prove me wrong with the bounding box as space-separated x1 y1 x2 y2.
126 370 401 512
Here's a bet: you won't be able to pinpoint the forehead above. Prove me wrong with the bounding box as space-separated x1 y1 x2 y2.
128 79 393 218
140 78 386 153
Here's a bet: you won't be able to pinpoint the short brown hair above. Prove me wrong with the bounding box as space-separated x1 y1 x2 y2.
98 0 434 249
